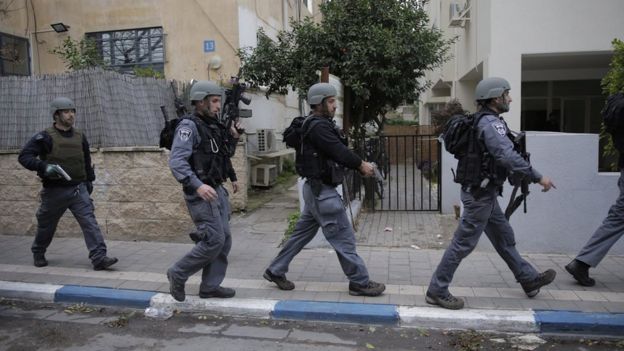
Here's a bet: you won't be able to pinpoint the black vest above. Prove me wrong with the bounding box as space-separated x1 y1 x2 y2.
187 115 231 189
456 110 510 189
296 116 346 186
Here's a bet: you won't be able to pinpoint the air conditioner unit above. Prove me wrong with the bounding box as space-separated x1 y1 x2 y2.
251 164 278 187
257 129 277 153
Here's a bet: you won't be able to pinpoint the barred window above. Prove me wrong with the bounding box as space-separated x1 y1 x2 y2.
0 32 30 76
87 27 164 74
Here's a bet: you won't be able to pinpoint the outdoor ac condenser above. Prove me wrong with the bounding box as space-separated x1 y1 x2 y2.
251 164 277 187
257 129 277 153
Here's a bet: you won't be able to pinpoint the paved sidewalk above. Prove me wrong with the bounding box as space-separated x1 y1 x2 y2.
0 186 623 334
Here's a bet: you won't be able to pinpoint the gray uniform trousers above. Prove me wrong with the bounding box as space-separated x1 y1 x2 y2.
428 186 539 297
576 169 624 267
168 185 231 293
32 182 107 265
267 181 370 286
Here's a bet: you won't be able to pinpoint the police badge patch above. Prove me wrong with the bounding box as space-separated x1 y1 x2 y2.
179 127 192 141
491 122 506 136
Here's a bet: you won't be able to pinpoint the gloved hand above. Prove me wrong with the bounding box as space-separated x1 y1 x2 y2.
44 164 61 179
86 181 94 195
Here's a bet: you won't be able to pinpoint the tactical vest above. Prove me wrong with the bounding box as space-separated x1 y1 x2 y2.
44 127 86 182
455 112 508 189
187 115 230 189
296 116 346 186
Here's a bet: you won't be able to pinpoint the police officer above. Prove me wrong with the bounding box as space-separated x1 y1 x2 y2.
565 93 624 287
166 80 239 302
426 77 557 309
18 97 118 270
263 82 385 297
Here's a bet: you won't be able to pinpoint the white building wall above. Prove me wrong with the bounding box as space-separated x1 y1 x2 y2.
237 3 302 150
441 133 624 255
421 0 624 129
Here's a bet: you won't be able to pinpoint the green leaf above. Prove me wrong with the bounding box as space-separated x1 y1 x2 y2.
237 0 452 135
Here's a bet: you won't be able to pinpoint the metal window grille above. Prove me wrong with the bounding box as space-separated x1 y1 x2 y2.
86 27 165 74
0 32 31 76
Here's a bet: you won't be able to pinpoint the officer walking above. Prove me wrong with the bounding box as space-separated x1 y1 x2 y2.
263 82 385 297
426 78 557 310
18 97 118 270
166 81 240 302
565 92 624 287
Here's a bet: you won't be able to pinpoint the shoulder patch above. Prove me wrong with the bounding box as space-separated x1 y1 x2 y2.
35 133 44 141
178 126 192 142
491 121 507 136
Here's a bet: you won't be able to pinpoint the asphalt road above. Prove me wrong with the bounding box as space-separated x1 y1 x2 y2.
1 299 622 351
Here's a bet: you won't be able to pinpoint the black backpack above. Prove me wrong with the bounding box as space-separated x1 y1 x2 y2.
441 112 488 186
602 93 624 153
282 116 321 149
159 117 184 150
442 112 486 157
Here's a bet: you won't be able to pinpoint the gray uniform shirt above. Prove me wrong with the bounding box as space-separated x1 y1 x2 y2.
477 114 542 183
168 118 205 191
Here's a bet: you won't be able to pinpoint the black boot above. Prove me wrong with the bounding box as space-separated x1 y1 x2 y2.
93 257 118 271
33 253 48 267
521 269 556 297
565 259 595 287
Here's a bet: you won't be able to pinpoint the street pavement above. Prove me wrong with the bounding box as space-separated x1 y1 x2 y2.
0 184 623 335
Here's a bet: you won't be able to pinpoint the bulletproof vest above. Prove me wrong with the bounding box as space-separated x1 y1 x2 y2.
187 115 230 188
455 111 507 188
44 127 86 182
296 116 346 186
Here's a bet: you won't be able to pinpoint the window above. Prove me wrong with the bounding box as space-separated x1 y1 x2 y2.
303 0 313 13
0 32 30 76
87 27 164 74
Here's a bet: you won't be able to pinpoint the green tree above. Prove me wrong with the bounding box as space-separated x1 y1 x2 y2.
51 37 102 71
133 66 165 79
601 38 624 171
238 0 452 137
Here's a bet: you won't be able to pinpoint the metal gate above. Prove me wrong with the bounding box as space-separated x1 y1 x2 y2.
351 133 441 211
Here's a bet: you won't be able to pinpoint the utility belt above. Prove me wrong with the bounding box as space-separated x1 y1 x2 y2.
183 179 223 195
306 174 342 197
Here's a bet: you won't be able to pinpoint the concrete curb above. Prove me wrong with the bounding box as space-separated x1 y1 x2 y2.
273 300 398 325
1 280 623 336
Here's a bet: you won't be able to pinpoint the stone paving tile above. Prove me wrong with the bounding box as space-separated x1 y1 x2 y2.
338 293 365 303
601 302 624 313
116 280 164 292
547 290 580 301
398 285 424 295
519 299 552 311
388 294 418 306
574 290 609 302
312 292 342 302
496 288 528 299
450 287 475 297
1 228 623 314
463 297 497 309
600 291 624 302
364 294 390 304
471 287 501 298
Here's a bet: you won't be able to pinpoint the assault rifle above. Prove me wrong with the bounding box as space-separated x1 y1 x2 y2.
221 76 252 134
504 131 530 219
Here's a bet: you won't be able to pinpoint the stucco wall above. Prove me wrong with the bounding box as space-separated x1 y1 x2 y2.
0 142 247 242
441 132 623 255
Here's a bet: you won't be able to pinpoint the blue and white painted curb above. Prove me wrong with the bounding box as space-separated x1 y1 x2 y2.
2 281 623 336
